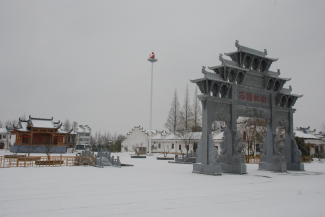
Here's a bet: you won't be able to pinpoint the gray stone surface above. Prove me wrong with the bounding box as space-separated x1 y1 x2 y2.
191 41 304 174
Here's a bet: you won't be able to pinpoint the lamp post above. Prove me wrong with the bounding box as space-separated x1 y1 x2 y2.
147 52 157 155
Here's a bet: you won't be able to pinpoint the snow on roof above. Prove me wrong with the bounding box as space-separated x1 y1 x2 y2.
0 128 8 133
151 134 162 140
76 125 91 133
31 119 57 129
294 130 318 139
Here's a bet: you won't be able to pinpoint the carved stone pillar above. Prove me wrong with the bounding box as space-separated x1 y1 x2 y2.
259 93 286 172
284 109 304 171
219 85 247 174
193 97 221 175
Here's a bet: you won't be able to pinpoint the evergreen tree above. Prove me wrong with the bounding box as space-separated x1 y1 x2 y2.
294 136 310 156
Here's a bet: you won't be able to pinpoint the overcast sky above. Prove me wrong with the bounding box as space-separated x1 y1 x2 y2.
0 0 324 136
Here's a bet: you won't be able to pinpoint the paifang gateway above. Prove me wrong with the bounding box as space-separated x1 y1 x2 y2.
191 40 304 175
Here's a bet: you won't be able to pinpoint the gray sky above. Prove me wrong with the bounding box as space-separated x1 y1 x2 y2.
1 0 324 135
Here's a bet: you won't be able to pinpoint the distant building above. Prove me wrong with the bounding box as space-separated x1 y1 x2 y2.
151 131 224 155
10 116 72 153
294 126 325 156
121 125 224 154
0 127 14 149
66 128 77 148
76 125 91 146
121 126 162 152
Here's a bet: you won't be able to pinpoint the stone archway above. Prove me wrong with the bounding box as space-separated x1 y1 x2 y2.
191 41 304 175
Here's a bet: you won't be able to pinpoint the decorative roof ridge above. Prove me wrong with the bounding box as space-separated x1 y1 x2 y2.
235 40 267 57
29 115 54 121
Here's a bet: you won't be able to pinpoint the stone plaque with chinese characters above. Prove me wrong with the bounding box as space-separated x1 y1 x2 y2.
237 90 270 105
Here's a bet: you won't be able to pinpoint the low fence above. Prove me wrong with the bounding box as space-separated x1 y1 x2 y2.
244 155 312 164
245 156 260 164
175 151 196 163
0 155 94 168
301 156 312 163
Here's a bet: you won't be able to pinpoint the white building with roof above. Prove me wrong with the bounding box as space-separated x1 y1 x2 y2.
76 125 91 146
151 131 224 155
0 127 15 149
121 126 162 152
294 126 325 156
121 125 224 155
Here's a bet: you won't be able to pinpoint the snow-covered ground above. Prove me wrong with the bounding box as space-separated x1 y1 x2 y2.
0 150 324 217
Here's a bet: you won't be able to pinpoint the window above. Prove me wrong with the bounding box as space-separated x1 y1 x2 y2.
172 144 174 149
179 145 181 150
68 136 70 142
79 133 84 137
79 138 83 141
158 143 161 149
3 135 6 139
85 133 90 136
0 135 2 139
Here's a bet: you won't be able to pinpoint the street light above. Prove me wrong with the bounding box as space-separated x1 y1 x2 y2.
147 52 157 155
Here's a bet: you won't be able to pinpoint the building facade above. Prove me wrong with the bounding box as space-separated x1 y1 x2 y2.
294 126 325 156
76 125 91 146
121 126 224 155
0 127 13 149
10 116 72 153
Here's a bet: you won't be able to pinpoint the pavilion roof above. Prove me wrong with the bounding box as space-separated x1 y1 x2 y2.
224 40 278 61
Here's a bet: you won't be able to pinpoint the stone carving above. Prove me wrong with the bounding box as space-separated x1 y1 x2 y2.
220 130 227 155
212 103 230 123
276 112 289 129
208 134 219 165
274 133 284 156
260 134 267 155
234 131 245 156
273 133 285 164
242 107 266 118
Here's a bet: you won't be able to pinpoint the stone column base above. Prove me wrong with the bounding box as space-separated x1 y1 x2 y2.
220 163 247 174
286 162 304 171
259 162 286 172
192 163 222 176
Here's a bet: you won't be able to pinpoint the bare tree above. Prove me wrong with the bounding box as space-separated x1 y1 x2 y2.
72 121 78 133
5 120 12 127
0 121 3 128
25 144 40 156
20 113 27 121
165 89 182 132
237 118 267 156
162 144 172 157
41 139 57 160
63 119 71 131
132 143 143 156
180 84 193 131
177 130 200 155
192 87 202 132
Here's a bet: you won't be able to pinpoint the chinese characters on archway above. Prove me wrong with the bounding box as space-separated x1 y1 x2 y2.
239 91 267 104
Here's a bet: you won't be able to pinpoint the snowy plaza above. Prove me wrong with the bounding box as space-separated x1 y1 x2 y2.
0 151 324 217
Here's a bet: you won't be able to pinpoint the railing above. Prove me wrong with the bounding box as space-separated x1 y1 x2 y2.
175 151 196 162
245 156 260 164
301 156 312 163
0 155 94 168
